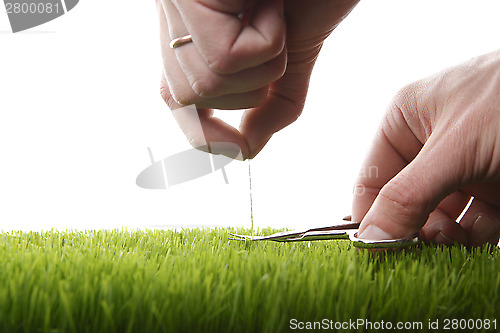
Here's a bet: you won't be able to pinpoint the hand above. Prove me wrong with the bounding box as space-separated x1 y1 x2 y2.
157 0 359 158
353 50 500 247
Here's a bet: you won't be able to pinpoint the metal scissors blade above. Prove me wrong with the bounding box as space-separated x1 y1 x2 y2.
228 222 359 242
349 232 420 249
228 221 420 249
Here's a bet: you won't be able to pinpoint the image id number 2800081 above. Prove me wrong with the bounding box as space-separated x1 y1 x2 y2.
5 2 62 14
442 319 496 330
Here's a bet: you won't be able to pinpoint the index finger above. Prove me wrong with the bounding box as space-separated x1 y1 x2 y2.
352 102 423 229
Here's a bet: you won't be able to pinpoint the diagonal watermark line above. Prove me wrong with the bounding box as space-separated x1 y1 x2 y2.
147 147 155 164
60 0 68 13
137 105 241 189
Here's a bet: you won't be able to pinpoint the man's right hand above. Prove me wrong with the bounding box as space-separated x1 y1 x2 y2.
354 50 500 247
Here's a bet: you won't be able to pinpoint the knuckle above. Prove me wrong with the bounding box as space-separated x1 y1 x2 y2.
163 94 179 110
388 80 432 140
392 81 421 111
207 35 285 75
190 74 222 98
268 53 287 82
221 88 268 110
254 36 286 69
353 183 380 197
379 178 424 218
267 33 286 59
353 184 367 196
160 84 171 103
250 87 269 107
169 87 197 107
231 87 268 109
207 56 233 75
194 0 245 14
160 84 187 109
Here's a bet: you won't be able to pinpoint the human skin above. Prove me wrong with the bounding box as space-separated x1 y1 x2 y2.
157 0 360 158
157 0 500 246
354 50 500 247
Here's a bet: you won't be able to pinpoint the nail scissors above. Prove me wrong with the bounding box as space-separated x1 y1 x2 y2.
228 221 420 249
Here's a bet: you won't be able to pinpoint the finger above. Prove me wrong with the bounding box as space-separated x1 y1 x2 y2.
173 44 287 98
352 100 423 224
161 75 251 158
158 0 269 109
433 191 471 221
459 198 500 247
164 0 287 98
420 191 470 246
239 89 302 158
168 100 250 159
240 63 320 158
239 92 300 158
160 0 187 37
354 88 471 240
419 211 468 246
461 181 500 208
172 0 286 74
358 134 466 240
418 191 471 245
351 134 411 224
160 72 178 111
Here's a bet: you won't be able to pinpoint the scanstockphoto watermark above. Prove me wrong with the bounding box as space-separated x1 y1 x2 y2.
290 318 423 331
353 165 379 196
290 318 497 331
3 0 79 33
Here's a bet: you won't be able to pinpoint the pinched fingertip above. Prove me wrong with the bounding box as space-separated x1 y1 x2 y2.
423 219 469 246
470 215 500 247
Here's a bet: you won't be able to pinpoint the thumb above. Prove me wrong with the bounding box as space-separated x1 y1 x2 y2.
240 53 316 158
358 139 463 240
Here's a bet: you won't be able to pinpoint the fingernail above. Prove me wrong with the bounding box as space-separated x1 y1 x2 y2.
358 225 393 240
343 215 352 221
471 215 500 246
435 231 455 246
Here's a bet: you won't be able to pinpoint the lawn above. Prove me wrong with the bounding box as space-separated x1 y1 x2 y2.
0 228 499 332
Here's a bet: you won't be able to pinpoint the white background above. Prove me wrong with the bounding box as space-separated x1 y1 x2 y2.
1 0 499 232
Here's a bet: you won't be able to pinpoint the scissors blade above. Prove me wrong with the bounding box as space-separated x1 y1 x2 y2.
227 230 307 241
349 232 420 249
228 222 361 242
285 229 356 242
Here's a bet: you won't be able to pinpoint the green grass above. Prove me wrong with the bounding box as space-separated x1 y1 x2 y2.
0 228 499 333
